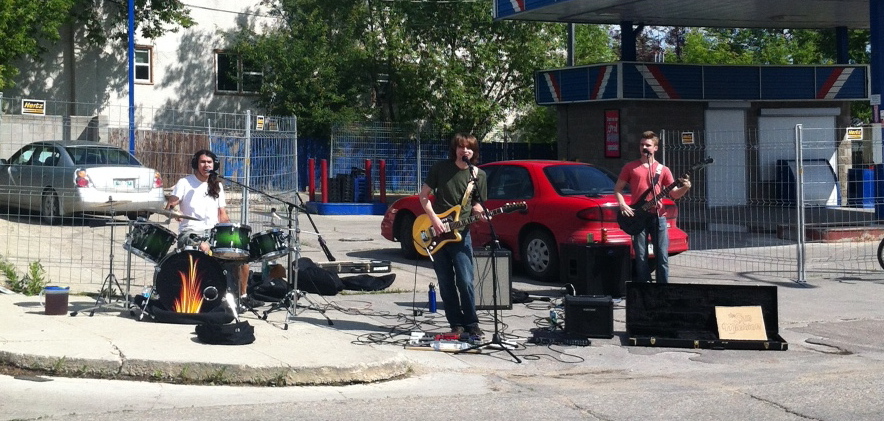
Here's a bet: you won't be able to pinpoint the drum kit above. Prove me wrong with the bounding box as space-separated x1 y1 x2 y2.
121 212 296 318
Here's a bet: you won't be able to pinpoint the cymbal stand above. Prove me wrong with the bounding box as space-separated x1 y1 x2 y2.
456 179 520 363
72 196 132 316
261 198 334 329
207 172 335 329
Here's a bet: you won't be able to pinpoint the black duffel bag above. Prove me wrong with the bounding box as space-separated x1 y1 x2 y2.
195 321 255 345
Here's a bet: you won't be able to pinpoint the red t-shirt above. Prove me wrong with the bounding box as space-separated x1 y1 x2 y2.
618 160 675 216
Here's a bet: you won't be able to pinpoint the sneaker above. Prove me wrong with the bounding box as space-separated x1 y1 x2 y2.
467 325 484 338
446 326 465 336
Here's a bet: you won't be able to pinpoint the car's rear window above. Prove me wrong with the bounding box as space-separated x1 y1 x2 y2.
66 146 141 166
544 165 620 196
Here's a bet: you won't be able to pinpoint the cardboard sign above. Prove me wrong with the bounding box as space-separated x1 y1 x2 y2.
715 306 767 341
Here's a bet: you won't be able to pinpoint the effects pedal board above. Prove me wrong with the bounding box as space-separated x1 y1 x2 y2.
528 328 591 347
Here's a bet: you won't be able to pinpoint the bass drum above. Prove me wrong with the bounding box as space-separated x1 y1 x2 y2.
154 250 227 314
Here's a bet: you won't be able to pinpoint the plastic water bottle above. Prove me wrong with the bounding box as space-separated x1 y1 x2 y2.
549 309 558 331
428 283 437 313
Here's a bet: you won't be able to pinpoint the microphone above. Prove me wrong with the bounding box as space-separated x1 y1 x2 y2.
208 169 218 175
643 150 652 156
462 155 473 168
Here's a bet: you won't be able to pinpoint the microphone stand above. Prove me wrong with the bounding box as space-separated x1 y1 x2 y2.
455 161 520 363
211 172 334 329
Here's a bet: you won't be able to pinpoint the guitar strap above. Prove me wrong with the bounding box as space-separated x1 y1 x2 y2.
460 166 478 210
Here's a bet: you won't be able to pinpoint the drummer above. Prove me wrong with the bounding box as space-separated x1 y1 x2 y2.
165 149 256 310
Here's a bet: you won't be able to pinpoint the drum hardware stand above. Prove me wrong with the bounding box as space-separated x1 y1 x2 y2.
261 200 334 329
209 172 336 329
455 176 521 363
72 196 133 316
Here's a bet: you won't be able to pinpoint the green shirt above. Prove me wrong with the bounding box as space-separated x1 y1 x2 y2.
425 159 488 214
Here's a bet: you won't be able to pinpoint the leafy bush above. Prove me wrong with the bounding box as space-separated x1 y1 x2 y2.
0 256 48 296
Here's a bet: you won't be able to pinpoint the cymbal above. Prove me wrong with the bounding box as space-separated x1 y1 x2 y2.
94 199 132 208
151 208 200 221
253 210 294 221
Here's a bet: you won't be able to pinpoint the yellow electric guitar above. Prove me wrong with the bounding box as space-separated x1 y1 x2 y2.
412 202 527 257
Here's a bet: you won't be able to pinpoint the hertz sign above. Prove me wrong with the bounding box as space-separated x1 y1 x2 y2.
21 99 45 116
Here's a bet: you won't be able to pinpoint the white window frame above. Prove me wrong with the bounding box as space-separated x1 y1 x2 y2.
134 46 153 84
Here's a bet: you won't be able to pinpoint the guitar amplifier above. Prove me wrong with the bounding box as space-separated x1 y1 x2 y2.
472 249 512 310
560 244 630 298
564 295 614 339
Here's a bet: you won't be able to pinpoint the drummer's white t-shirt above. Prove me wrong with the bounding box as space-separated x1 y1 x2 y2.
171 174 226 233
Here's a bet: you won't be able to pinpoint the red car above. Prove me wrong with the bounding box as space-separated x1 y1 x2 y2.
380 160 689 282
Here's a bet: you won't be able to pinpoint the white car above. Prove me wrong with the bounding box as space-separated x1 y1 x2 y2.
0 141 166 224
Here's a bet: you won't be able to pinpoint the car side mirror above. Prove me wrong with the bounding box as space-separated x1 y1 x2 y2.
0 158 7 164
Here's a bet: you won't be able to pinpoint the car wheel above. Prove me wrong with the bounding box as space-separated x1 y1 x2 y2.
397 213 420 260
41 190 61 225
521 229 559 282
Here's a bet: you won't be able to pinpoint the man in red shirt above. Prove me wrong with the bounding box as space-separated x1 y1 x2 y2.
614 131 691 283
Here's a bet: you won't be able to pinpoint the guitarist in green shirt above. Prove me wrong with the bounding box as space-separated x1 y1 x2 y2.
418 133 488 338
614 131 691 284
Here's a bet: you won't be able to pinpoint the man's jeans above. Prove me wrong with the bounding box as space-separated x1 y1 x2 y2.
431 230 479 329
632 216 670 284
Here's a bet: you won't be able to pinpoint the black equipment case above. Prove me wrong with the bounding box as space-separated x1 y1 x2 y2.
626 282 788 351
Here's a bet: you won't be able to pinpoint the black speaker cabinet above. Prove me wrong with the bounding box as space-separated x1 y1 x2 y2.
564 295 614 338
560 244 630 298
472 249 512 310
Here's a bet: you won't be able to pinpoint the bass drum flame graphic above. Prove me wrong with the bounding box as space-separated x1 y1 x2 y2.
154 249 227 314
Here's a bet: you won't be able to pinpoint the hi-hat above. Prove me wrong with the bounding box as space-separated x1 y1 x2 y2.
151 208 200 221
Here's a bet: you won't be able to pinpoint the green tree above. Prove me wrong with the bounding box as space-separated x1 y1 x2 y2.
236 0 562 139
0 0 74 88
0 0 193 90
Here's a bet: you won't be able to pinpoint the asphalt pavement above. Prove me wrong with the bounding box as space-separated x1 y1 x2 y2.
1 215 883 388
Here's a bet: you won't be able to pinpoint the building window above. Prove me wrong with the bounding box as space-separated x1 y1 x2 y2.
134 46 153 84
215 51 262 94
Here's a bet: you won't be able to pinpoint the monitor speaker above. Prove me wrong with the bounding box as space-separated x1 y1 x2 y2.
560 244 630 298
564 295 614 338
472 249 512 310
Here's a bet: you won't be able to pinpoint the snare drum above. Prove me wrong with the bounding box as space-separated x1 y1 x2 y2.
210 223 251 260
124 223 176 263
154 249 227 314
249 229 289 262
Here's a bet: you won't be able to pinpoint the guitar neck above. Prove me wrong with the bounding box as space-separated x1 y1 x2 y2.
448 207 505 231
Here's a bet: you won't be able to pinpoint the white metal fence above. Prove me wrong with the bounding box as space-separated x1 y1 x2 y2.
1 99 881 292
661 125 882 283
0 99 298 293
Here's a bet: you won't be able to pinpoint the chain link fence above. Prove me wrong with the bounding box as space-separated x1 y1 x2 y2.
0 98 298 293
660 125 882 283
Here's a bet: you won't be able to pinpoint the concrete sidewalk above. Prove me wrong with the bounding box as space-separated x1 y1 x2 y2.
1 215 884 387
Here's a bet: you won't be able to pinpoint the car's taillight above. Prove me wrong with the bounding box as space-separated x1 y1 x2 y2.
75 170 90 187
577 205 619 222
154 171 163 188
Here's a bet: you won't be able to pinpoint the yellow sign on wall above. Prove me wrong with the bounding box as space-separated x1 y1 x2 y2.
681 131 694 144
21 99 45 116
846 127 863 140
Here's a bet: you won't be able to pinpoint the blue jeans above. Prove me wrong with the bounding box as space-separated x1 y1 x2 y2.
431 230 479 330
632 216 670 284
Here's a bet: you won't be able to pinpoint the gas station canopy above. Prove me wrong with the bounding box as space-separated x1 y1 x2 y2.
494 0 871 29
